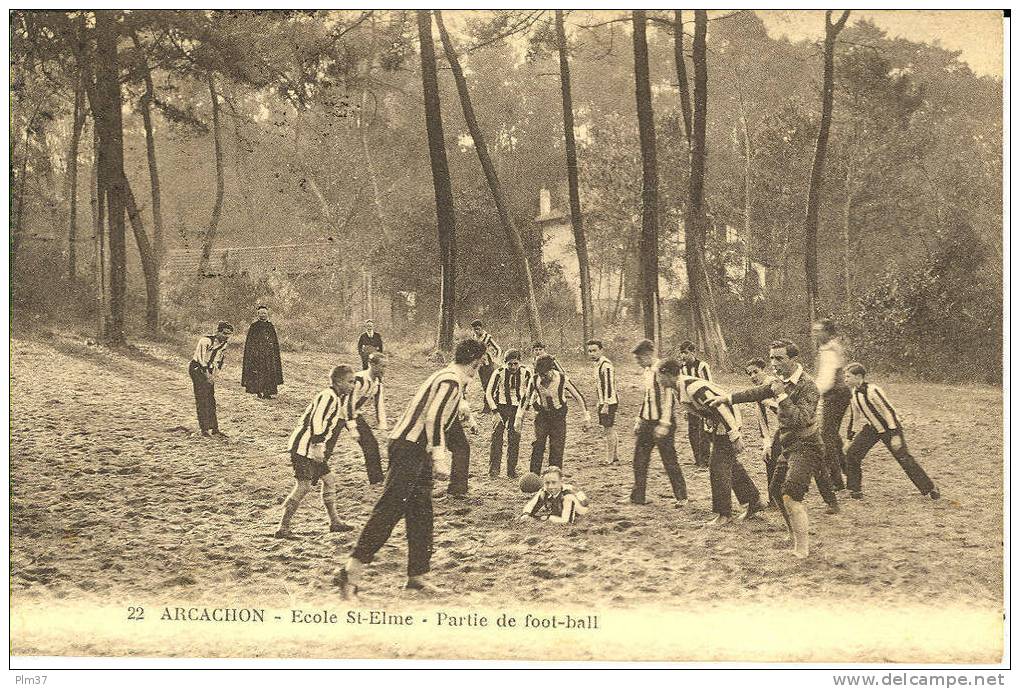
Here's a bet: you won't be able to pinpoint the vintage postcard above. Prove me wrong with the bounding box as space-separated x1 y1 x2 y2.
8 7 1006 669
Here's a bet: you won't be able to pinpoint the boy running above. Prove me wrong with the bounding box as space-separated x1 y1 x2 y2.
844 363 940 501
335 338 487 597
346 352 389 485
275 365 357 538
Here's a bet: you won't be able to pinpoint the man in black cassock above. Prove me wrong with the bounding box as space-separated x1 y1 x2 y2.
242 305 284 399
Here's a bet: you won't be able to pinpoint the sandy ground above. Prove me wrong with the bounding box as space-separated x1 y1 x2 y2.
9 334 1004 661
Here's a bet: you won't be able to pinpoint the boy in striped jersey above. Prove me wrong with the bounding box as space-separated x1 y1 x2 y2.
520 467 590 524
679 341 712 468
711 340 838 558
531 342 560 370
485 349 532 478
843 363 940 500
586 340 620 465
532 342 587 403
275 365 357 538
345 352 389 486
335 338 487 597
629 339 688 507
657 360 763 524
471 319 502 412
188 321 234 437
515 354 591 476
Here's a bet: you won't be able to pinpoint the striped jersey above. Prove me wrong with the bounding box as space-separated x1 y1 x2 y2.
193 335 228 373
475 331 502 365
639 360 675 425
593 356 619 406
486 363 533 408
528 370 574 411
681 357 712 381
523 486 586 523
346 370 387 427
389 367 465 448
674 375 742 440
847 382 901 437
287 387 349 458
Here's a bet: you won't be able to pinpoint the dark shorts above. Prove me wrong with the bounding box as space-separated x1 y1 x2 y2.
598 404 618 428
780 434 826 502
291 451 331 484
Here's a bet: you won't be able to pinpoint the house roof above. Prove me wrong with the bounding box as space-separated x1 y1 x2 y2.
162 243 336 277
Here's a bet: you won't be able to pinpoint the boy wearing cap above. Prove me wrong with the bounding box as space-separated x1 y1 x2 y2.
189 321 234 437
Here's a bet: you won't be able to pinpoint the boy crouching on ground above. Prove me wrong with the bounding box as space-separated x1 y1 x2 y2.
520 466 590 524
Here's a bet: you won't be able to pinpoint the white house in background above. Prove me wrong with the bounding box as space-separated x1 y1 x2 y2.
534 187 689 315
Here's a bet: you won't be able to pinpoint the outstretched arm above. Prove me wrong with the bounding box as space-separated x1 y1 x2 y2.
485 368 500 411
375 380 388 429
729 384 776 405
564 376 590 416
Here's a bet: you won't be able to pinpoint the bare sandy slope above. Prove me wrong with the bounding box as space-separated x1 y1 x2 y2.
9 335 1004 661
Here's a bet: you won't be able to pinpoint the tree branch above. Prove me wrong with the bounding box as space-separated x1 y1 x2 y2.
463 10 546 53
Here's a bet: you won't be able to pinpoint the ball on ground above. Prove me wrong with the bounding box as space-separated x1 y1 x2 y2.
519 472 542 494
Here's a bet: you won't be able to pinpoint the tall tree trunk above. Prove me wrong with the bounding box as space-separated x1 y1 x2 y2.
684 10 729 366
555 10 595 345
199 73 224 276
434 10 543 340
12 137 29 262
91 122 105 339
631 10 661 344
611 261 626 325
673 10 693 145
66 19 87 280
124 178 161 334
417 10 456 352
804 10 850 328
735 74 759 302
94 10 127 345
842 177 854 314
131 30 164 266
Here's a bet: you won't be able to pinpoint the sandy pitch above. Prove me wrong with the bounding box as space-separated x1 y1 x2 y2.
9 336 1004 661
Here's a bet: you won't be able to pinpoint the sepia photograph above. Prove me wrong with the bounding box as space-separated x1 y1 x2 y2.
8 6 1007 672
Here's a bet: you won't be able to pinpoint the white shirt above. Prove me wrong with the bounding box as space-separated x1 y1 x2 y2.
816 339 845 394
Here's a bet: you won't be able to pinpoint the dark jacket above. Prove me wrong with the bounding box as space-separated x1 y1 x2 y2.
357 331 383 357
731 366 820 450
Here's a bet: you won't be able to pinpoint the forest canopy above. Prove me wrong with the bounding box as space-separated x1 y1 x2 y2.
9 10 1003 382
